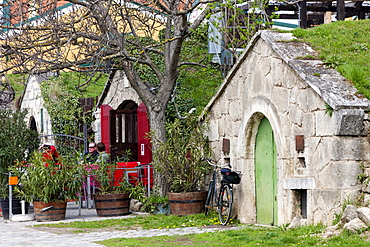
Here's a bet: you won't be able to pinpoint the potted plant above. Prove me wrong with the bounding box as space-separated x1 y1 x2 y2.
0 109 39 220
142 194 169 214
11 151 85 221
152 116 213 215
89 162 137 217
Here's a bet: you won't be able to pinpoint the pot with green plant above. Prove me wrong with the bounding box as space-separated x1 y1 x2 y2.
142 194 169 214
89 162 137 217
152 116 213 216
0 109 39 219
11 151 85 222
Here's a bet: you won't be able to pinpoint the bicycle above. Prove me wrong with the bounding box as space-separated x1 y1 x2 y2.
204 159 241 225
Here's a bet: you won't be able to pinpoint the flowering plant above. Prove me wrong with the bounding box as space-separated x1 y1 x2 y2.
11 151 85 203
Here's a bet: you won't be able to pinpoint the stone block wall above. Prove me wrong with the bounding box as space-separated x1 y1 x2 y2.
203 31 370 226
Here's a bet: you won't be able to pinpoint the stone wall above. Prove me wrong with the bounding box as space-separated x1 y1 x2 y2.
20 74 53 142
202 31 370 226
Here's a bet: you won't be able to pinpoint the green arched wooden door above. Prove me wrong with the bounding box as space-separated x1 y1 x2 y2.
255 117 277 225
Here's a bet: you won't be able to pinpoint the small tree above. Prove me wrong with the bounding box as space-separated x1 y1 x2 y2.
40 74 95 136
207 0 274 58
152 116 213 193
0 109 39 198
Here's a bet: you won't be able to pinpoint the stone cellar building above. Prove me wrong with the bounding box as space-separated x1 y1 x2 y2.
202 30 370 226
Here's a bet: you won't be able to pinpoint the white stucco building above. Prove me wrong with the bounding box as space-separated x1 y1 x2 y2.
20 73 54 144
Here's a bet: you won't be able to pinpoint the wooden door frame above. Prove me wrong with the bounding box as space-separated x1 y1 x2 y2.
109 100 138 162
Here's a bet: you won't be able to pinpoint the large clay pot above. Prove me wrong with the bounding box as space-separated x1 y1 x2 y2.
168 191 207 216
33 201 67 222
94 193 131 217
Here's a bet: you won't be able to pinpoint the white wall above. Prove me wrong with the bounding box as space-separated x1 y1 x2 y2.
20 74 53 143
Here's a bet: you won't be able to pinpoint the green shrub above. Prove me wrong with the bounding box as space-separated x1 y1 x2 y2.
0 109 39 198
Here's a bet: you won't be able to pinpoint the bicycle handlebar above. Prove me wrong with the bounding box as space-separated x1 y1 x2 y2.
204 159 231 169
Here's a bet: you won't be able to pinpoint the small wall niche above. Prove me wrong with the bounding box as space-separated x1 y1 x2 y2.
298 157 306 168
224 157 230 166
293 189 308 219
300 189 307 219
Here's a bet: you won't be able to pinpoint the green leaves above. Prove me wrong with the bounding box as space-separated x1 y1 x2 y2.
292 20 370 99
40 73 100 137
12 151 85 203
153 116 213 193
206 0 274 55
0 109 39 198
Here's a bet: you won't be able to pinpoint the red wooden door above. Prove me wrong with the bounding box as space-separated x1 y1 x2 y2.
101 102 152 163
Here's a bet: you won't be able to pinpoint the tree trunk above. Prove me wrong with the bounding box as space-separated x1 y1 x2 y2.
147 106 169 196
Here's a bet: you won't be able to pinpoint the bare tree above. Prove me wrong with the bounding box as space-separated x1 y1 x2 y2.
0 0 268 194
0 0 216 194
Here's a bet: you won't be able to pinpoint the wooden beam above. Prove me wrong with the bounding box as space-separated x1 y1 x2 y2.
337 0 346 20
299 0 308 28
355 1 366 19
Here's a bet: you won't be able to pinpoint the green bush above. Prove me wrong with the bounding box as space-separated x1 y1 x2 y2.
152 116 213 193
0 109 39 198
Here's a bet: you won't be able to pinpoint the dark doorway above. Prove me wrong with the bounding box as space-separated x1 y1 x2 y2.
109 101 138 162
29 116 37 131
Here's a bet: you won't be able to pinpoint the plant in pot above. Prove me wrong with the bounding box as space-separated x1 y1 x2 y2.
152 116 213 216
89 162 138 217
0 109 39 220
142 194 169 214
11 151 85 222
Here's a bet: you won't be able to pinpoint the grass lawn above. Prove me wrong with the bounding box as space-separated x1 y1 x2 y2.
292 20 370 99
34 212 370 246
97 225 370 247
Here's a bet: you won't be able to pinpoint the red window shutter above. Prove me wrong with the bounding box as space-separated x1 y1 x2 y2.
137 103 152 164
100 104 113 153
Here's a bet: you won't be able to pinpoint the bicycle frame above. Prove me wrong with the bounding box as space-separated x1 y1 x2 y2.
205 167 218 215
204 159 231 217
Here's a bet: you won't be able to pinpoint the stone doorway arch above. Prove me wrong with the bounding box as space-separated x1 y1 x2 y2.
242 108 280 225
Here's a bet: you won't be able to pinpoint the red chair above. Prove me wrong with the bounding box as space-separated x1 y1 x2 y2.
115 162 140 186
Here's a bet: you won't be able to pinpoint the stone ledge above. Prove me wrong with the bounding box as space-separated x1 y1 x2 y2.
261 30 370 111
284 177 315 189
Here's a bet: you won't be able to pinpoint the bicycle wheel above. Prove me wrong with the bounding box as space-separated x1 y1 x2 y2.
217 184 233 225
205 182 214 216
